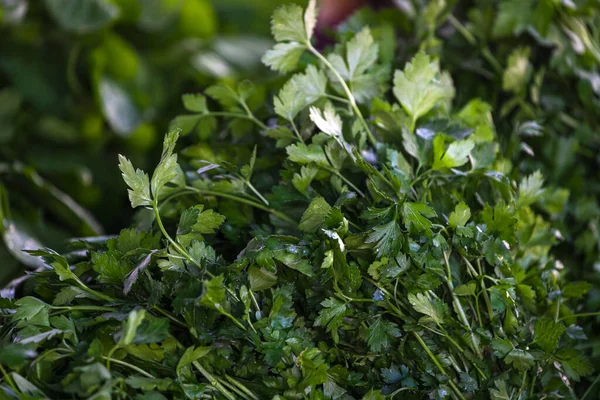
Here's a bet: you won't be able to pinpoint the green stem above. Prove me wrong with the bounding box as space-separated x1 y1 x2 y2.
51 305 114 312
184 186 297 225
446 14 503 75
215 376 250 400
290 119 304 143
199 111 267 130
0 364 18 394
325 94 350 104
306 42 377 147
559 311 600 321
582 373 600 400
224 374 259 400
412 332 466 400
444 252 482 358
244 179 270 206
324 167 365 197
475 258 494 321
151 305 187 329
192 361 236 400
101 356 155 379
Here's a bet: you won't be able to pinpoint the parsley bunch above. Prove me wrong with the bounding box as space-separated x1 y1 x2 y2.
0 1 597 399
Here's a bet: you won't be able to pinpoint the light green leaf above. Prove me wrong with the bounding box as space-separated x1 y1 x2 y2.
449 202 471 229
193 208 226 235
408 292 448 325
262 42 306 73
309 103 342 138
502 47 532 93
517 170 544 208
286 143 329 167
299 197 332 233
120 309 146 346
118 155 151 208
393 52 447 122
182 93 208 113
292 165 319 196
151 130 180 197
177 346 212 374
270 3 306 43
432 135 475 170
275 65 327 121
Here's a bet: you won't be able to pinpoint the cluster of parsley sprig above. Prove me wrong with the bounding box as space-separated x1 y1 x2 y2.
1 1 598 399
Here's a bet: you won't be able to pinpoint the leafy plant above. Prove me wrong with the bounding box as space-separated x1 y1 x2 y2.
1 1 598 398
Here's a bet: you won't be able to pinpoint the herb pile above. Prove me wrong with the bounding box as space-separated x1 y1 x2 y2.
1 1 599 399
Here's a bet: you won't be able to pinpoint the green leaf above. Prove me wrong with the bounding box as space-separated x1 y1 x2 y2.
502 47 532 93
401 202 436 236
366 317 401 352
275 65 327 121
182 93 208 113
554 347 594 381
314 297 349 342
299 197 331 233
91 252 131 285
432 135 474 170
119 309 146 346
12 297 49 325
504 348 535 371
248 266 277 291
393 52 447 122
44 0 119 33
562 281 592 299
309 103 343 139
273 250 313 276
489 380 511 400
286 143 329 167
177 346 212 374
408 292 448 325
449 202 471 229
270 3 306 43
533 317 565 353
517 170 544 208
118 155 152 208
132 318 170 344
454 281 477 296
327 27 384 103
199 275 227 311
366 219 403 257
151 129 180 197
262 42 306 73
491 338 514 358
193 208 226 235
205 84 239 109
292 165 319 196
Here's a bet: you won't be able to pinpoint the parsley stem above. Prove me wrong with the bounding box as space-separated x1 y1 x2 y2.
244 179 270 206
325 94 350 104
558 311 600 321
0 364 18 394
444 252 482 358
184 186 297 225
306 42 377 147
193 361 236 400
151 305 187 329
290 119 304 143
582 373 600 400
198 111 267 130
411 332 467 400
101 356 155 379
324 167 365 197
215 376 251 400
224 374 259 400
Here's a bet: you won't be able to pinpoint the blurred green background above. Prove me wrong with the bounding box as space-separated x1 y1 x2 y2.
0 0 297 285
